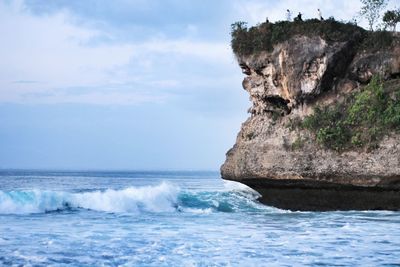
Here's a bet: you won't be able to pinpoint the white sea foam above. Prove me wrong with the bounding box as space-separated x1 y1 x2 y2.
71 182 179 213
222 180 260 197
180 207 213 214
0 181 273 215
0 182 179 214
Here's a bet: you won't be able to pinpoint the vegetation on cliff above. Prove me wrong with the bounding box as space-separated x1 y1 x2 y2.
301 77 400 151
383 9 400 31
231 19 395 56
230 3 399 152
359 0 388 31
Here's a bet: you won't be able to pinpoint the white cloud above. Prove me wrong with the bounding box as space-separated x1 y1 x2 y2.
137 39 231 63
20 91 167 105
3 0 389 105
0 0 232 105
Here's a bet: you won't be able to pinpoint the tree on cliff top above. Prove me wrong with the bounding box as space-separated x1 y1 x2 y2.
359 0 388 30
383 9 400 31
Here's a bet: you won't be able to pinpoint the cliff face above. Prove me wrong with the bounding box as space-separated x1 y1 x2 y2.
221 30 400 211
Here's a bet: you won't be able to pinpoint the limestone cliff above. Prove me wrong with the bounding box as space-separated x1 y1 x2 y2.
221 20 400 211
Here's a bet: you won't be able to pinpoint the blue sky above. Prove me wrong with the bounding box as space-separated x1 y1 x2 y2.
0 0 396 170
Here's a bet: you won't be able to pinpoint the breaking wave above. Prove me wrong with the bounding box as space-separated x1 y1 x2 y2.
0 181 271 215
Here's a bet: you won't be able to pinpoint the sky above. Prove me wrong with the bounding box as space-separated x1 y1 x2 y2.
0 0 397 170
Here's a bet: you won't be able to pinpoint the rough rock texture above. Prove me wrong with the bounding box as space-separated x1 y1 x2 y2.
221 34 400 211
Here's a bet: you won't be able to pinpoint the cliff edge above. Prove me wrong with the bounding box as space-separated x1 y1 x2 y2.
221 19 400 211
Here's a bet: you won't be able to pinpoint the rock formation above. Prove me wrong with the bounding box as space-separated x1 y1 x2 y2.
221 22 400 211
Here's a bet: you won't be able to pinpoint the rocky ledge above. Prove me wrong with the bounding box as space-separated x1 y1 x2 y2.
221 20 400 211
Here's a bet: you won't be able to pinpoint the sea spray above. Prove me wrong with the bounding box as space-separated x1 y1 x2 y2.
0 181 268 215
71 182 179 213
0 190 68 214
0 182 179 214
1 171 399 266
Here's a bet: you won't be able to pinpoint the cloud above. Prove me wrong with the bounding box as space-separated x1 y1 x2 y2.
20 90 167 106
12 80 41 84
0 0 234 105
21 0 237 42
3 0 389 106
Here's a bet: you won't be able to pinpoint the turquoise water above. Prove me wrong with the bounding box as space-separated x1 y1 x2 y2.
0 171 399 266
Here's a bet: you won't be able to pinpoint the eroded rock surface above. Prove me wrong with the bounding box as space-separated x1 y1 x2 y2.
221 34 400 211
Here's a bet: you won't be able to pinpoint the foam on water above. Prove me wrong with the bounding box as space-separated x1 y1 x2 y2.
0 182 267 214
0 182 179 214
1 171 400 266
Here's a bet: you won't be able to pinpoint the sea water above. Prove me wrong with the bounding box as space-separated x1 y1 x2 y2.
0 171 399 266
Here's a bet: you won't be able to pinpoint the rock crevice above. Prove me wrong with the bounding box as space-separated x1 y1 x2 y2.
221 32 400 211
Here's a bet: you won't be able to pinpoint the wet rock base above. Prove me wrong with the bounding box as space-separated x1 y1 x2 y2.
241 179 400 211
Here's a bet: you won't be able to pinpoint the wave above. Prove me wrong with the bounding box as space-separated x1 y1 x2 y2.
0 182 271 215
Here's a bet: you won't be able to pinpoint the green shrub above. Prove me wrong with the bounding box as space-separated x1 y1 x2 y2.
360 30 394 51
383 91 400 127
301 76 400 151
302 104 351 151
230 18 395 56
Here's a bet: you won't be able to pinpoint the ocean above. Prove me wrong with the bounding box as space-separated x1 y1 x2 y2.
0 170 399 266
